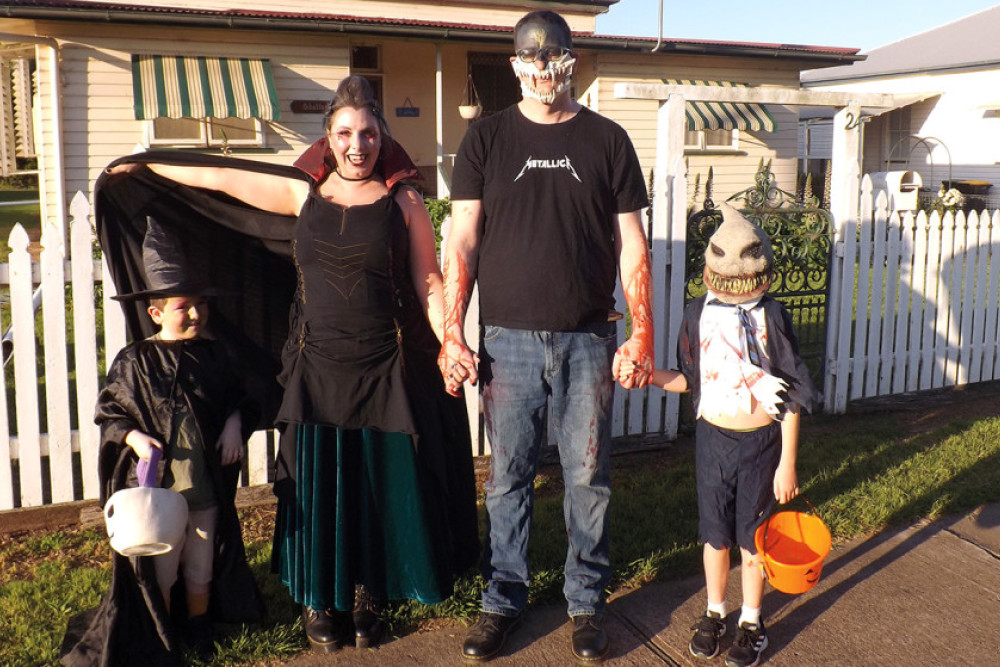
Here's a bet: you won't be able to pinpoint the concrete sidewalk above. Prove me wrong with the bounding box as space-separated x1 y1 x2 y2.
275 503 1000 666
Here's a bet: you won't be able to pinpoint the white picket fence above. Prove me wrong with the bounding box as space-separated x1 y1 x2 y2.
2 180 1000 510
824 176 1000 412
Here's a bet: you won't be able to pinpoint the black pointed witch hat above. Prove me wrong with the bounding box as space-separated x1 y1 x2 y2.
111 216 221 302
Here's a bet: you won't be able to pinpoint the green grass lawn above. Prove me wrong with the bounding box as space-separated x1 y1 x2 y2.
0 190 40 262
4 388 1000 665
0 189 39 203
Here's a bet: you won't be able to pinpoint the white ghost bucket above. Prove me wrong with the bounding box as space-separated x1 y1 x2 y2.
104 448 187 557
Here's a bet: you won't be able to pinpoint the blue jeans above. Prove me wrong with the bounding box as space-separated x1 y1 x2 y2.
478 323 616 617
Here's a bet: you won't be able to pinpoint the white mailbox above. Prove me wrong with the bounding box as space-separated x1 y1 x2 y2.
870 171 923 211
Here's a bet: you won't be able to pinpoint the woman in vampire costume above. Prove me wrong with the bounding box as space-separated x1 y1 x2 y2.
88 75 479 653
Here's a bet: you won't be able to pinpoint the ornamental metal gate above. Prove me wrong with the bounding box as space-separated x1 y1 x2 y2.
685 162 834 389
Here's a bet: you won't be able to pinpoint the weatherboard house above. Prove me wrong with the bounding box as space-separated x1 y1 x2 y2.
801 5 1000 210
0 0 862 235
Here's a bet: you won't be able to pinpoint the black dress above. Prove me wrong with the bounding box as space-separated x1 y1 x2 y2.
93 152 479 613
271 187 480 610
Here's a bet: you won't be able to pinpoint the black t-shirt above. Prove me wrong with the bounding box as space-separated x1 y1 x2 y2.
451 105 649 331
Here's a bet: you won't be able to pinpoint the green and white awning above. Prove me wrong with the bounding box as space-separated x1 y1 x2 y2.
132 55 281 120
663 79 775 133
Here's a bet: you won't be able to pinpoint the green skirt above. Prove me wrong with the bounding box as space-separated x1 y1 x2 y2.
276 424 453 611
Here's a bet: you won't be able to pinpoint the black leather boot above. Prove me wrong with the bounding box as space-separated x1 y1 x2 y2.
302 606 341 653
571 613 609 663
461 612 521 661
353 585 385 649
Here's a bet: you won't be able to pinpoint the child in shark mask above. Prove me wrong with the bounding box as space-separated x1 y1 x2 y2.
620 204 819 667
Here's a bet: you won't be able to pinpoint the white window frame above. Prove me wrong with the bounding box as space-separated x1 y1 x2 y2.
144 117 265 149
884 107 912 166
685 128 739 152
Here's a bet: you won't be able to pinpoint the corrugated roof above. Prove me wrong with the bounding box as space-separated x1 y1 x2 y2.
802 5 1000 83
0 0 862 62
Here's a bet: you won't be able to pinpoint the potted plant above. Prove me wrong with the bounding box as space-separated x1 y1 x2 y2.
458 74 482 120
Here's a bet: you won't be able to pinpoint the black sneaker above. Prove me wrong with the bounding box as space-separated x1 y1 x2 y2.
726 620 768 667
689 611 726 659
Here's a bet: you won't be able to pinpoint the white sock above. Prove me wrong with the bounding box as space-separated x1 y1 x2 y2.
707 600 727 618
739 605 761 627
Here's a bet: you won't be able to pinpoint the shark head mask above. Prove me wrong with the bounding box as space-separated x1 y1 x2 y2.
703 203 775 304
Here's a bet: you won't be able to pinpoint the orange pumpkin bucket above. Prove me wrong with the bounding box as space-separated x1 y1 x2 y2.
754 500 831 595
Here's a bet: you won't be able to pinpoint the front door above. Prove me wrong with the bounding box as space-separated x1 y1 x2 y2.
468 52 520 119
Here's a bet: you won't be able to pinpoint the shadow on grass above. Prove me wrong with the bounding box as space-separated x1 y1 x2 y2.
499 403 1000 657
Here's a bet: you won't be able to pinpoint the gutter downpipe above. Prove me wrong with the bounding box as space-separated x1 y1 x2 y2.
0 32 65 243
650 0 663 53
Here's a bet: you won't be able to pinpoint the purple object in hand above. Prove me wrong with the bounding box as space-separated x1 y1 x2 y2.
135 447 161 488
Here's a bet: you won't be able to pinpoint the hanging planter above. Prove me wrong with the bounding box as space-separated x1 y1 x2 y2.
459 74 482 120
458 105 482 120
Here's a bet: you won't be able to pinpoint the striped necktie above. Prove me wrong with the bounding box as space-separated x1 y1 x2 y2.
708 300 762 367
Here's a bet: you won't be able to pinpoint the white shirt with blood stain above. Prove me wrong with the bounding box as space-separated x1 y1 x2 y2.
697 295 788 421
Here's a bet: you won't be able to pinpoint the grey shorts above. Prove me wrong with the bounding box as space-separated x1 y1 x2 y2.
695 419 781 552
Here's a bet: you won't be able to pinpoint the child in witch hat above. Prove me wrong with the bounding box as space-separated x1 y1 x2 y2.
60 217 263 666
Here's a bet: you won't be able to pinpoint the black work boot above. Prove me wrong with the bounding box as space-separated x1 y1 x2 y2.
461 612 521 661
571 613 609 663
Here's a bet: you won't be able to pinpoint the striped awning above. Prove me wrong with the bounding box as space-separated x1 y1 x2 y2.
663 79 775 133
131 55 281 120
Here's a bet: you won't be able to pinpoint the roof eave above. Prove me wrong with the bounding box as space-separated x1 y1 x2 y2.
0 3 862 64
806 58 1000 85
624 38 863 64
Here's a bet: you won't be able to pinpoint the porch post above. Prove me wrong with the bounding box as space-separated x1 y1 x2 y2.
657 93 687 439
434 45 448 198
825 102 862 413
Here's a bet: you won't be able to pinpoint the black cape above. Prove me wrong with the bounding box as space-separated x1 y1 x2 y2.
60 338 264 666
93 151 307 428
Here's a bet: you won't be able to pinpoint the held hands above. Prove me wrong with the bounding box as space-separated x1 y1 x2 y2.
124 430 164 461
438 329 479 398
773 461 799 504
616 359 643 387
612 337 653 389
217 412 245 466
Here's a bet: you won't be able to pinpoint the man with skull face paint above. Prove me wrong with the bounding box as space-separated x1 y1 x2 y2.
441 9 654 664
